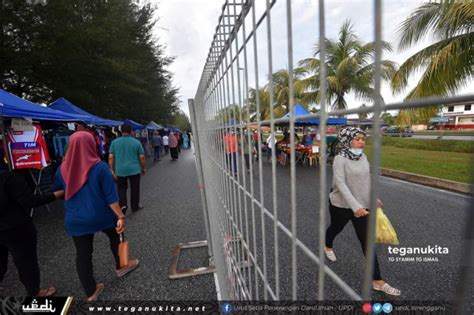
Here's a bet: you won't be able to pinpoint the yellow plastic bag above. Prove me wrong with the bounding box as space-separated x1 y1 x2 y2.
376 208 399 245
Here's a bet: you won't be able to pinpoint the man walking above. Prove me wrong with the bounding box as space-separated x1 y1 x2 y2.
109 125 146 214
163 133 169 155
151 131 162 162
223 130 238 176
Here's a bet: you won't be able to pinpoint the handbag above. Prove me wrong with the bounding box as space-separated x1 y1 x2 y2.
375 208 400 245
118 233 129 268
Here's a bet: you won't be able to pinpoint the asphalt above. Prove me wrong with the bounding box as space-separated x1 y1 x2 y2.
0 148 216 300
1 148 472 306
204 151 473 303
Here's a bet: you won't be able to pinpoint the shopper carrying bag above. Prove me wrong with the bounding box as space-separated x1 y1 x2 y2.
324 127 401 296
54 131 139 301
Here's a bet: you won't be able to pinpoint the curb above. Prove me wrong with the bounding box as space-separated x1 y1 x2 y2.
380 168 473 195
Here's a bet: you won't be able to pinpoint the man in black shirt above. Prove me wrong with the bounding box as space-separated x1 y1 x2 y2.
0 159 64 297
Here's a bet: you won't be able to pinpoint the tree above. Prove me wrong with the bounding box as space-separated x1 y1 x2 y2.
271 68 307 113
248 87 270 121
246 69 307 122
298 20 397 110
172 110 191 132
1 0 178 123
391 2 474 124
381 112 396 126
357 104 368 121
0 0 50 99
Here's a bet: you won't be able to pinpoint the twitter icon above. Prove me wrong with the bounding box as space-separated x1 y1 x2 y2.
372 303 383 313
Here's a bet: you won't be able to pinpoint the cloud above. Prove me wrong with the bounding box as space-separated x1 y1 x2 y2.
154 0 473 118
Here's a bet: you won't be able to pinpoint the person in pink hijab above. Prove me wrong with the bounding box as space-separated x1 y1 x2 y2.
168 132 179 160
54 131 139 301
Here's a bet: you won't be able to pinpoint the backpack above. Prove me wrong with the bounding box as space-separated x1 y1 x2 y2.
0 170 10 212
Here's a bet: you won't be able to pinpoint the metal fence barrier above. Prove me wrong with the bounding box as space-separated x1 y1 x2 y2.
189 0 474 307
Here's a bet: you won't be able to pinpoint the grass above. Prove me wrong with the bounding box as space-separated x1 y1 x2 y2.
378 137 474 153
365 145 473 184
414 130 474 135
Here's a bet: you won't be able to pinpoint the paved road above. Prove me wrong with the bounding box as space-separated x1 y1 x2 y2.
0 149 216 300
205 152 473 302
2 147 471 306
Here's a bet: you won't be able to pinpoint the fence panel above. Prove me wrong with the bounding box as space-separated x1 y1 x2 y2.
189 0 474 307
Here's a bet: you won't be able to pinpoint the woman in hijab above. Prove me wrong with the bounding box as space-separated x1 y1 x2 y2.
168 132 179 161
182 133 190 149
54 132 139 301
324 127 400 296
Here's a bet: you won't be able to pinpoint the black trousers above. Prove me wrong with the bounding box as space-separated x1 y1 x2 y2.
72 228 120 297
325 202 382 280
243 153 251 171
170 147 179 160
117 174 141 211
0 221 40 295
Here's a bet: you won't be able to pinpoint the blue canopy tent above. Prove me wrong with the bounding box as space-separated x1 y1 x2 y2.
0 89 88 172
146 121 164 131
281 103 347 125
224 118 240 128
0 89 88 121
49 97 123 127
168 127 181 133
124 119 145 130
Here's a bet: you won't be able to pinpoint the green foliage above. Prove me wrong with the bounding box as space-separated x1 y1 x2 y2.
297 20 397 110
392 2 474 124
0 0 178 123
172 110 191 132
381 112 396 125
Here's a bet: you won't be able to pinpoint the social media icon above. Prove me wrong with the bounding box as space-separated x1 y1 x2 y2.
373 303 383 313
362 303 373 313
382 303 393 313
222 303 232 313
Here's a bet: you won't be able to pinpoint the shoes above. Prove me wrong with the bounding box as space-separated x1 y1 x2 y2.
121 206 128 215
324 248 337 262
132 205 144 212
36 287 56 297
116 259 140 278
86 283 104 301
373 282 401 296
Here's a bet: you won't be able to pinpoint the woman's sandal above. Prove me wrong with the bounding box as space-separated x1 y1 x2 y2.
373 282 401 296
86 283 105 302
324 249 337 262
37 287 56 297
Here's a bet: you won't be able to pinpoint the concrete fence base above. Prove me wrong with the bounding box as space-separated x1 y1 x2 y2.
380 168 473 195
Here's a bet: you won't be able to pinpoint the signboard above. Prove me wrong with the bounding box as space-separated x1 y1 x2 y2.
11 118 34 131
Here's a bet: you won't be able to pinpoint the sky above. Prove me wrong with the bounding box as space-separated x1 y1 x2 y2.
153 0 473 118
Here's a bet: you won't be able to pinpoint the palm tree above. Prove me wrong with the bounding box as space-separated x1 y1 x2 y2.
392 2 474 125
247 69 307 121
247 87 271 121
298 20 397 111
271 69 307 113
358 104 369 121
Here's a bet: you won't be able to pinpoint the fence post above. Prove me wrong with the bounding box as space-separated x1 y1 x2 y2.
188 98 231 300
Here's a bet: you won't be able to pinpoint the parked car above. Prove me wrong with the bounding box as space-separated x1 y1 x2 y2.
385 126 413 137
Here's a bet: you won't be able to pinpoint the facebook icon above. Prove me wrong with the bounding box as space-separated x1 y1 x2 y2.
222 303 232 313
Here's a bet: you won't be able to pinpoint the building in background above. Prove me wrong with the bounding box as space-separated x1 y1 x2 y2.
441 102 474 130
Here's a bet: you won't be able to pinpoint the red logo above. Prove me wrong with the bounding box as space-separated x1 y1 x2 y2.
362 303 373 313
